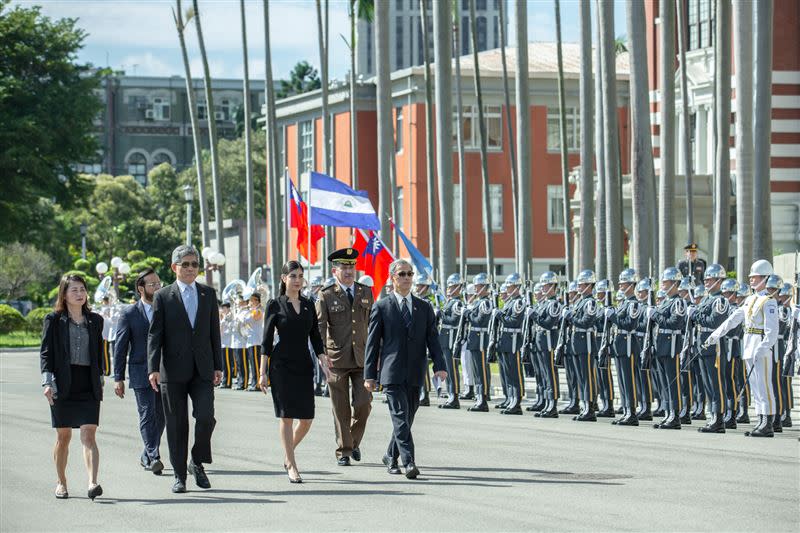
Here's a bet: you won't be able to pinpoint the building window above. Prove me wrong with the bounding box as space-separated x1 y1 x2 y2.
396 16 404 70
546 107 581 152
476 0 486 10
493 16 498 49
688 0 714 51
453 105 502 150
197 96 207 120
366 22 373 74
127 153 148 186
395 186 404 230
151 97 170 121
476 16 487 51
462 16 470 55
453 184 462 229
216 98 232 122
152 152 174 167
75 162 102 175
395 106 404 152
547 185 565 232
486 184 502 231
300 120 314 171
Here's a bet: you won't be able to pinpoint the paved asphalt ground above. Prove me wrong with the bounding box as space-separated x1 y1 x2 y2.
1 349 798 532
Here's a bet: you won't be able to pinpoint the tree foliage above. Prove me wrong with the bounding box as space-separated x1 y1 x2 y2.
277 61 321 98
0 243 57 300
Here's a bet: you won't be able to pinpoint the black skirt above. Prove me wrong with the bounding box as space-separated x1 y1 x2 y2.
50 365 100 428
269 360 315 420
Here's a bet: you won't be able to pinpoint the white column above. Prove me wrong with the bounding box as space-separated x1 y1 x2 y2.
677 110 687 175
696 106 707 174
706 104 715 176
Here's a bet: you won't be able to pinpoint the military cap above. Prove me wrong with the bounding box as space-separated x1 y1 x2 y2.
684 242 699 251
328 247 359 265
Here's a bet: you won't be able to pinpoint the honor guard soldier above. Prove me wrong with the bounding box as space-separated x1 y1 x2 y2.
465 273 494 412
720 279 747 425
523 283 544 410
691 264 731 433
413 273 436 406
593 278 616 418
607 269 643 426
308 275 325 302
533 272 563 418
636 278 660 419
495 274 526 415
776 283 793 428
677 242 707 285
706 260 780 437
566 270 599 421
765 275 786 434
438 273 465 409
560 281 581 415
678 277 701 422
219 301 235 388
459 283 477 400
651 267 689 429
244 292 264 391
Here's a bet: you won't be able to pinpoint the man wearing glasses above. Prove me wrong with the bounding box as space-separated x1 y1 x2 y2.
114 268 166 475
316 248 374 466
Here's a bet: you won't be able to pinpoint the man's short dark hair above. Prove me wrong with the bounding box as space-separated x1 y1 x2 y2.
249 293 261 303
136 268 156 290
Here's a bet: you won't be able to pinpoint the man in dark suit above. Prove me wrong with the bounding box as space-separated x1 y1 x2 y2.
114 268 165 475
148 245 223 493
364 259 447 479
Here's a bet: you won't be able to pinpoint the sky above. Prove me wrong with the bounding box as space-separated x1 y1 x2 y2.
12 0 627 81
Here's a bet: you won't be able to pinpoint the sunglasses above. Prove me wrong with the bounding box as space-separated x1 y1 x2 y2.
179 261 200 269
395 271 414 278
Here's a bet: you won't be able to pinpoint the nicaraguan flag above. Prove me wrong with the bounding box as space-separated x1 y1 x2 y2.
309 171 381 230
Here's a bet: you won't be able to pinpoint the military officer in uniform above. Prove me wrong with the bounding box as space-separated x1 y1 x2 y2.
651 267 689 429
764 275 786 434
315 248 374 465
607 268 642 426
593 278 616 417
635 278 659 419
777 283 793 428
533 272 563 418
413 273 436 406
458 283 477 401
565 270 599 421
438 274 464 409
677 242 708 285
720 279 745 426
495 274 526 415
465 273 494 412
523 283 544 410
678 277 701 423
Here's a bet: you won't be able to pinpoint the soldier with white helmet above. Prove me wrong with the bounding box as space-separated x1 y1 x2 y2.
677 276 703 423
775 282 793 428
437 273 465 409
411 273 436 406
705 260 780 437
459 283 477 400
464 273 493 411
593 278 616 418
531 272 563 418
565 270 600 421
358 275 374 288
635 277 661 418
720 278 749 423
763 274 786 434
494 273 526 414
606 268 643 425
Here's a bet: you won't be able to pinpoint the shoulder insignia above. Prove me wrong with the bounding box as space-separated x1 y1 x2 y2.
672 299 686 316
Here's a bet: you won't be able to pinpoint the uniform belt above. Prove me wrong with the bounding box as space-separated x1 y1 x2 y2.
441 325 458 330
635 332 644 337
615 329 635 336
504 328 523 333
574 327 595 333
659 328 681 335
745 327 764 335
697 326 716 333
473 327 489 332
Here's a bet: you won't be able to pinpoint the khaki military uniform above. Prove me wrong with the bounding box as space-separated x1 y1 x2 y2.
316 281 374 459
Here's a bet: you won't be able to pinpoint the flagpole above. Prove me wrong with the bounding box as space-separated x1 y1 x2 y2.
306 167 312 271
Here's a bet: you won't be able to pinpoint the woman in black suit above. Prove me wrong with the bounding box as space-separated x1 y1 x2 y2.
259 261 328 483
40 274 106 500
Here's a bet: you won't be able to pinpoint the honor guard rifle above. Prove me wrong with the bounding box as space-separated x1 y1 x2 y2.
597 289 613 368
783 264 799 376
678 299 699 372
486 281 502 363
640 279 656 370
553 288 571 367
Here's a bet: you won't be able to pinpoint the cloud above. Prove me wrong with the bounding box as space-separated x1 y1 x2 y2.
117 52 177 77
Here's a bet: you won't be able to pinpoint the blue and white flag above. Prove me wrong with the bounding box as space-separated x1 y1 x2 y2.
393 221 434 280
309 171 381 230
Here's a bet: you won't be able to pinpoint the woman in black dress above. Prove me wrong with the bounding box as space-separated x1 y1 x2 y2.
259 261 328 483
40 274 106 500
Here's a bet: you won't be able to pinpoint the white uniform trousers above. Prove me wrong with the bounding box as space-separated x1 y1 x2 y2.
745 355 776 416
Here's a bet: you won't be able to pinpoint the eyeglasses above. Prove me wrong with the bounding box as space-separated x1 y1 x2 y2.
179 261 200 269
395 271 414 278
145 282 162 288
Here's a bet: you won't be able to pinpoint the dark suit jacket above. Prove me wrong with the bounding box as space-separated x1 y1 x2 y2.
114 300 151 389
147 282 222 384
364 294 446 386
40 311 105 401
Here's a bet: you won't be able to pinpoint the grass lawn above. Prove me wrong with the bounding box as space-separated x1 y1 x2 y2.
0 330 40 348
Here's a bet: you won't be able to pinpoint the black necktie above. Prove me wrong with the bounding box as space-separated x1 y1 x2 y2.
347 287 354 305
401 298 411 329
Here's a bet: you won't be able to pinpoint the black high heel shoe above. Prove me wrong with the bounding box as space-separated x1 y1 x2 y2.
88 484 103 500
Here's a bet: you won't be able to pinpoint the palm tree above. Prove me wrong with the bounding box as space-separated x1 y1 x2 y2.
733 0 753 281
658 0 675 275
453 4 467 278
240 0 255 274
594 8 606 279
419 0 437 272
675 0 694 246
374 0 392 241
578 0 593 272
263 0 280 289
469 0 494 276
192 0 225 286
753 0 773 261
713 0 731 264
173 0 209 250
555 0 573 278
498 0 518 270
515 0 531 278
316 0 331 271
598 0 622 281
433 0 455 278
627 0 656 275
347 0 374 191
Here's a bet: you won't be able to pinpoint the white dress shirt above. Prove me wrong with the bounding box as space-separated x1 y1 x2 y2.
393 291 413 317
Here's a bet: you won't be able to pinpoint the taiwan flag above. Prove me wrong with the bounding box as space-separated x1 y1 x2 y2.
353 229 394 300
288 177 325 264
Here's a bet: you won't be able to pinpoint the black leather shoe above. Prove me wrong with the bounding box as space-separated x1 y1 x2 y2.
172 477 187 493
575 411 597 422
87 484 103 501
617 415 639 426
679 414 692 425
596 408 616 418
459 387 475 401
404 463 420 479
149 459 164 475
782 414 792 428
527 401 545 412
438 401 460 409
382 454 401 474
351 448 361 462
746 415 775 437
653 408 666 418
724 417 738 430
736 412 750 424
188 461 211 489
615 406 624 415
698 414 725 433
691 411 707 421
559 404 580 415
494 401 509 409
772 417 783 433
419 397 430 407
539 407 559 418
501 406 523 415
467 402 489 412
656 415 681 430
337 456 351 466
638 410 653 421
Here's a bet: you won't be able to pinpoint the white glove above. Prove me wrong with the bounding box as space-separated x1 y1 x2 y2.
687 307 696 319
604 307 614 318
646 307 655 320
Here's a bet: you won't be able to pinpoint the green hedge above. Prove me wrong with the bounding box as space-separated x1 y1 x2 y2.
25 307 52 333
0 304 25 334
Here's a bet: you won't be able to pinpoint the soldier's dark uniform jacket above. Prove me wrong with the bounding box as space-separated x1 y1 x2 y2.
498 296 527 353
651 295 687 357
609 295 643 357
677 257 707 286
777 305 792 359
438 297 463 353
693 291 730 358
466 297 493 351
533 297 562 354
569 296 597 355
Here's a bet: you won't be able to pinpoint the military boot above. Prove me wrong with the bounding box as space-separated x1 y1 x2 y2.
698 412 725 433
746 415 775 437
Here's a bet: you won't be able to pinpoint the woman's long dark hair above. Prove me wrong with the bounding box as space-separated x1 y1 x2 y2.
279 260 304 296
54 274 91 315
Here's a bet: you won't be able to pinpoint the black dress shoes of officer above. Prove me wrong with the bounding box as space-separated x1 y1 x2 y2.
539 405 559 418
467 401 489 412
596 407 616 418
723 412 738 429
527 399 545 412
352 448 361 462
459 386 475 401
438 400 460 409
559 404 580 415
403 462 420 479
772 416 783 433
172 477 187 493
655 412 681 429
149 459 164 475
382 454 401 474
782 413 792 428
419 396 431 407
501 406 523 415
691 411 707 421
574 410 597 422
637 409 653 421
337 456 351 466
736 411 750 424
494 401 509 409
653 407 666 418
698 413 725 433
745 415 774 437
617 414 639 426
615 406 624 415
188 460 211 489
87 484 103 501
679 413 692 425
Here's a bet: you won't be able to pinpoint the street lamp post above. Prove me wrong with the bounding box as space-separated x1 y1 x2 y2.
201 247 226 289
80 223 88 260
183 184 194 247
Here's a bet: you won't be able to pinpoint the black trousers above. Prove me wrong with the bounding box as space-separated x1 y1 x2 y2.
221 347 235 387
699 353 726 415
656 355 681 413
385 383 421 467
441 346 461 400
133 387 165 463
160 375 216 480
246 345 261 389
616 353 637 413
499 351 524 408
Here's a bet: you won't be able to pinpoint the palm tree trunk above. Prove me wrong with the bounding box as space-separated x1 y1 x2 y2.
713 0 731 265
498 0 518 271
598 0 622 281
675 0 694 245
420 0 437 273
240 0 255 274
515 0 531 278
433 0 455 278
753 0 773 261
469 0 494 276
192 0 225 286
316 0 331 266
658 0 675 275
733 0 753 282
453 8 467 278
262 0 280 290
349 1 359 190
375 0 392 241
594 9 606 279
627 0 656 275
174 0 209 250
555 0 573 278
577 0 594 273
